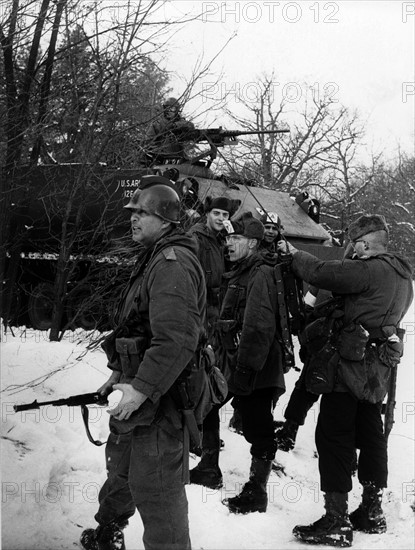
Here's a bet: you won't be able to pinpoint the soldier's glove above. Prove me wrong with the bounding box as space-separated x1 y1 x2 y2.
233 367 256 396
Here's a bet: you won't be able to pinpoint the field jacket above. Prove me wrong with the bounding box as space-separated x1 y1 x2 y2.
217 253 286 393
107 228 206 433
292 250 413 402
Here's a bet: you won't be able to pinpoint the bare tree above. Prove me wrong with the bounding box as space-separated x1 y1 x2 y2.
221 74 365 195
0 0 232 338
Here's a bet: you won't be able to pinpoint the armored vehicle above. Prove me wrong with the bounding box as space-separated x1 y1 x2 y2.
2 129 342 332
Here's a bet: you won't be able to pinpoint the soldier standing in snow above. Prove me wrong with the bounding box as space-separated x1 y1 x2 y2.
278 214 413 548
80 176 206 550
190 214 289 515
187 196 239 345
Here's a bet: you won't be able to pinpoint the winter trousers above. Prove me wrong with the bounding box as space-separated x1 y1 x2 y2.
316 392 388 493
202 387 281 460
234 387 283 460
284 381 319 426
95 424 191 550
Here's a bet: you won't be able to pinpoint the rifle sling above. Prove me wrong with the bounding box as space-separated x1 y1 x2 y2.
81 405 106 446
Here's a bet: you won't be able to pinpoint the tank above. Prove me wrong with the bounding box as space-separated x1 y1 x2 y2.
2 140 343 332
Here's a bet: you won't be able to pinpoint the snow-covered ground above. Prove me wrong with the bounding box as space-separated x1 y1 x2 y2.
1 295 414 550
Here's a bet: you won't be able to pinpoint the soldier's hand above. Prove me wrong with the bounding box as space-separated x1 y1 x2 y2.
277 240 298 255
109 384 147 420
97 370 121 397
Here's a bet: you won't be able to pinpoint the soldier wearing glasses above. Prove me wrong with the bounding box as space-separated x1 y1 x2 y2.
278 214 413 548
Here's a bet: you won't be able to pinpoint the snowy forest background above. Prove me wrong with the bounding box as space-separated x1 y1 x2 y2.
1 2 414 549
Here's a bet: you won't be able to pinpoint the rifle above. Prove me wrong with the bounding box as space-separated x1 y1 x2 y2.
14 392 108 446
382 326 405 441
384 368 397 442
189 127 289 147
274 256 305 372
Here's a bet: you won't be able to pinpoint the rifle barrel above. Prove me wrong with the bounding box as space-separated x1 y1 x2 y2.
228 129 290 135
13 392 107 412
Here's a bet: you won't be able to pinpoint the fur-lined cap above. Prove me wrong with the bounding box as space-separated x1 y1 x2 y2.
346 214 389 241
204 196 240 216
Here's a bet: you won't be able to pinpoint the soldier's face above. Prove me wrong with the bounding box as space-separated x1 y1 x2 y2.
129 196 166 248
351 239 368 259
207 208 230 233
165 107 178 120
226 234 254 262
263 224 280 243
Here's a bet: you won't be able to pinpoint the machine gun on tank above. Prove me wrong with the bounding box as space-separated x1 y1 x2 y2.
188 127 290 147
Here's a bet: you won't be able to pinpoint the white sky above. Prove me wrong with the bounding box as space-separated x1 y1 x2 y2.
158 0 415 158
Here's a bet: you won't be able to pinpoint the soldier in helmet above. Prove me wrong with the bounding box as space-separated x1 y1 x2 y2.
146 96 195 161
80 176 206 550
259 211 283 257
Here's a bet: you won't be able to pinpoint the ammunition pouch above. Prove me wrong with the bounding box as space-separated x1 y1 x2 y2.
115 336 149 378
336 326 403 404
338 323 369 362
101 330 121 365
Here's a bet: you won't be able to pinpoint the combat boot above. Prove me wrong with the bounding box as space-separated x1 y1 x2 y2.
189 449 223 489
80 521 126 550
293 492 353 547
223 457 272 514
189 428 223 489
349 482 387 534
274 419 299 452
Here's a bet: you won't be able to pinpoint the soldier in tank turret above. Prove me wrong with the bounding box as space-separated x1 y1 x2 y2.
146 97 195 161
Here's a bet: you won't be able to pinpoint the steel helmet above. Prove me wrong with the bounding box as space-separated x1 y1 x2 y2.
163 96 180 109
124 175 180 224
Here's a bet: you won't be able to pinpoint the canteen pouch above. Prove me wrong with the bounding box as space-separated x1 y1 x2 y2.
199 347 228 406
338 323 369 362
